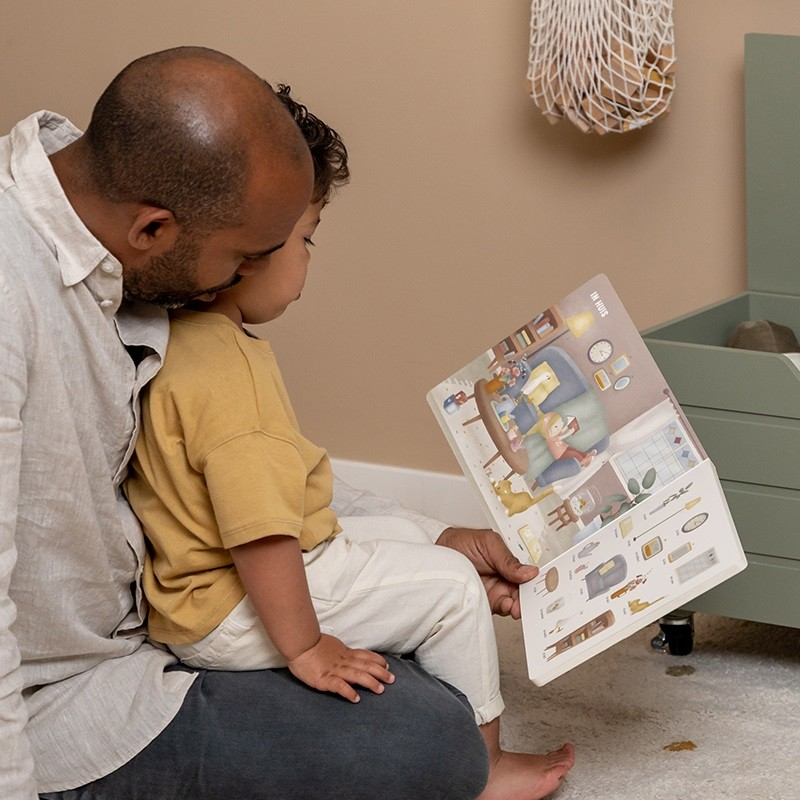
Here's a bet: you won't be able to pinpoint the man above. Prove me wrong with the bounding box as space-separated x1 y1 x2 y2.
0 47 541 799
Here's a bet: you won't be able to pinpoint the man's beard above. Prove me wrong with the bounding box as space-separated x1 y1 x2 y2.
122 231 241 309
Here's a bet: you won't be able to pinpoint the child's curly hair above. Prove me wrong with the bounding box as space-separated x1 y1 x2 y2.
274 84 350 204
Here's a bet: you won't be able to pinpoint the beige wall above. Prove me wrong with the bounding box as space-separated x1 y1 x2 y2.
4 1 800 473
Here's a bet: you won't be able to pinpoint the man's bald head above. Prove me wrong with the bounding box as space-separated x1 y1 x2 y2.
84 46 309 232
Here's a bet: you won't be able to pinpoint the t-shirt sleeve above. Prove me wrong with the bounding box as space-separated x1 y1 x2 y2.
203 431 309 549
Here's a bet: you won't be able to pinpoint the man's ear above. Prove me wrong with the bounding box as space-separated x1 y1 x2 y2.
127 207 180 254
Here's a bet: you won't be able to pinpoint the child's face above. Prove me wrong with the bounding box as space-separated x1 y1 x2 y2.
545 415 564 436
226 199 324 324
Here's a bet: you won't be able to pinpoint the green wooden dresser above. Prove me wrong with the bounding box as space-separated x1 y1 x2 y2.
643 34 800 630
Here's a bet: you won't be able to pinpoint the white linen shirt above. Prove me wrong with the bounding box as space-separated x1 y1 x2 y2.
0 111 195 796
0 110 450 797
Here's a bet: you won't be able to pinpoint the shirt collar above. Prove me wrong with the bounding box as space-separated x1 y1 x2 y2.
116 300 169 356
9 111 116 287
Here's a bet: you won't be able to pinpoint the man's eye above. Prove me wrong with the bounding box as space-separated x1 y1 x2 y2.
243 253 269 264
303 238 315 247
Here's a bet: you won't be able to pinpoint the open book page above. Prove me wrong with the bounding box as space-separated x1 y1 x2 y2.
428 273 747 684
520 459 745 685
427 274 709 569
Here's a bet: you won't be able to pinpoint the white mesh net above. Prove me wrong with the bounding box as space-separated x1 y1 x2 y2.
527 0 676 134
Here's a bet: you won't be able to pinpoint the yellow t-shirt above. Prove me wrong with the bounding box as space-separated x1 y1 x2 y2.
125 310 339 645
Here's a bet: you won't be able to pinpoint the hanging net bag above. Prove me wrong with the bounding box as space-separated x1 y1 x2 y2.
527 0 676 134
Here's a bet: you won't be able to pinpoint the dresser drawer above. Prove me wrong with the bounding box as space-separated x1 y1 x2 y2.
721 480 800 559
687 553 800 627
685 408 800 491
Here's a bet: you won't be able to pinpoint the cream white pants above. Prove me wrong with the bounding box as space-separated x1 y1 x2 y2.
170 516 504 725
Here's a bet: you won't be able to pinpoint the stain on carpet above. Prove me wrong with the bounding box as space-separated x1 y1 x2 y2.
666 664 696 677
663 741 697 752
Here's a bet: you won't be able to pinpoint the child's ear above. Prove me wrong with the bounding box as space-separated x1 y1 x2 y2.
127 207 180 254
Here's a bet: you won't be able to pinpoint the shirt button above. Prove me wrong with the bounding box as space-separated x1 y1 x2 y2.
99 299 114 308
101 263 115 273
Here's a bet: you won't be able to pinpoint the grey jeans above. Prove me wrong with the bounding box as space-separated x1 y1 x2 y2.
39 658 489 800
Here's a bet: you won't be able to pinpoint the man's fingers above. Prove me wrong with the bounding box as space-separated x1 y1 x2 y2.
496 550 538 583
483 533 538 581
483 575 523 618
496 595 514 616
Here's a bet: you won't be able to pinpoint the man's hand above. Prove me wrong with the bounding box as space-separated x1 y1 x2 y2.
436 527 538 619
287 633 395 703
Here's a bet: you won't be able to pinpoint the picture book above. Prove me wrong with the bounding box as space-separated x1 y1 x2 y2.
426 274 747 686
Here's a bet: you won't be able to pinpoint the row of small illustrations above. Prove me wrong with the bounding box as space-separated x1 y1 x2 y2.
529 41 676 134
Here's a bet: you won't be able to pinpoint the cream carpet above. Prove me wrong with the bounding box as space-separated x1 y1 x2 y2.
495 612 800 800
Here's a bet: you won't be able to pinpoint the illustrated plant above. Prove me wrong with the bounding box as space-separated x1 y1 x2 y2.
599 468 657 526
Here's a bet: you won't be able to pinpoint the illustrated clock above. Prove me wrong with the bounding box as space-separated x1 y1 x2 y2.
681 512 709 533
588 339 613 364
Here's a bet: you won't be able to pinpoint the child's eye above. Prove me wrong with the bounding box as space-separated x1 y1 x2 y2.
304 237 315 247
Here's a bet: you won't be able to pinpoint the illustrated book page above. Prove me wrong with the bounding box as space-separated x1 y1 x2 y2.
427 273 747 685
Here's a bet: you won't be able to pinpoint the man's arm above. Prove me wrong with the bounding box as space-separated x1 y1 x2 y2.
0 282 38 798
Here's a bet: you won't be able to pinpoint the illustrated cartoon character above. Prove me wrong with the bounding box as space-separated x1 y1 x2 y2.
627 596 666 614
492 479 554 517
537 412 596 468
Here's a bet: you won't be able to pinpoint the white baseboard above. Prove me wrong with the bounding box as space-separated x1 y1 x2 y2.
330 458 489 529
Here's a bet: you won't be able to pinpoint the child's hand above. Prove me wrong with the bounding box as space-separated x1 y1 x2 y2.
287 633 395 703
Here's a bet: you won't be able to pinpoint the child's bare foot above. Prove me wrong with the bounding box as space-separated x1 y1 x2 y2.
478 718 574 800
479 745 575 800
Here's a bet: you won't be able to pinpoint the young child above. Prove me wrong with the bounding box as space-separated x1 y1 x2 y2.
125 86 574 800
538 411 596 467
